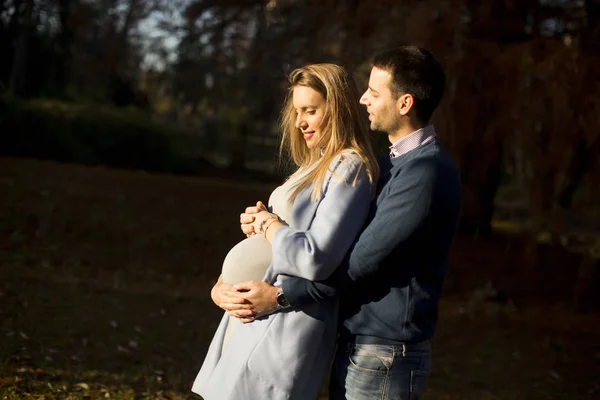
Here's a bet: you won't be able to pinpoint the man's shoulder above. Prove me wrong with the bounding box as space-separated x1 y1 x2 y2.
411 140 449 158
382 144 460 194
397 143 456 170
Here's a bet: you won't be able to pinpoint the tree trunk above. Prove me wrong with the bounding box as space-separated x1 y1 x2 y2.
0 0 8 23
230 3 268 172
582 0 600 54
459 143 504 237
8 0 33 97
106 0 140 106
8 0 23 31
557 137 592 209
55 0 75 90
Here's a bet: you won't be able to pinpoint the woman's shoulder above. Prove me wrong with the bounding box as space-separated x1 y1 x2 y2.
330 149 365 169
327 150 368 183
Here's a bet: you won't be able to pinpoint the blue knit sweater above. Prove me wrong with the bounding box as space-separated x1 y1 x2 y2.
281 140 462 344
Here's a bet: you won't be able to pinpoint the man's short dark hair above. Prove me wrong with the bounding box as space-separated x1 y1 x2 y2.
372 46 445 124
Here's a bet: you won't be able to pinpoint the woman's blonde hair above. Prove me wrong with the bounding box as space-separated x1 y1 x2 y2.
279 63 379 202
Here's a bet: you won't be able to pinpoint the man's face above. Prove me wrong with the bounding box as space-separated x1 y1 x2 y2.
359 67 403 135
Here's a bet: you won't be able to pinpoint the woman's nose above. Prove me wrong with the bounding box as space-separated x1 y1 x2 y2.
295 114 306 129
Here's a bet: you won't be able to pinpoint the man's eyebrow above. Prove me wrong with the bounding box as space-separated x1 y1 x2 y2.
368 86 379 94
297 105 318 110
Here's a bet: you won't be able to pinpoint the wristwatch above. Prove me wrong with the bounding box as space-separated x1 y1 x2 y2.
276 287 290 309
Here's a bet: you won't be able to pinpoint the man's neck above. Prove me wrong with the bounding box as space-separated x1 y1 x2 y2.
387 121 426 144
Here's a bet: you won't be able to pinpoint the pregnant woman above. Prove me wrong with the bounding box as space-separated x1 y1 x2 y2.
192 63 379 400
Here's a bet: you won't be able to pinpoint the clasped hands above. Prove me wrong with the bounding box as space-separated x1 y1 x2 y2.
211 201 280 323
240 200 277 237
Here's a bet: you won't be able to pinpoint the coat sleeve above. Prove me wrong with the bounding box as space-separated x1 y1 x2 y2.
282 156 456 306
269 154 372 281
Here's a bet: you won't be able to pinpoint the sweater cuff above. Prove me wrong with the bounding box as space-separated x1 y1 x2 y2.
280 278 302 308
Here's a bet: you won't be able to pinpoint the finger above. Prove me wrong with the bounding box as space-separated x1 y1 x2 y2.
233 281 257 292
245 206 259 214
219 296 247 306
227 309 255 318
215 280 233 292
222 290 247 299
217 288 246 299
221 302 253 311
240 214 255 224
240 317 255 323
256 201 267 211
241 224 254 234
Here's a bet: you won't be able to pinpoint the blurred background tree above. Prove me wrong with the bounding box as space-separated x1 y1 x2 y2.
3 3 600 398
1 0 599 244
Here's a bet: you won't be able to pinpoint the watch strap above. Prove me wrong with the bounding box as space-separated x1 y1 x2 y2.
276 287 291 309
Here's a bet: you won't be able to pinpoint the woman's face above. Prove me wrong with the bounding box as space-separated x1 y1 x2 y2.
292 85 326 149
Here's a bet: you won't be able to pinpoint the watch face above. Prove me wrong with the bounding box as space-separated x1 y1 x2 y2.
277 293 289 308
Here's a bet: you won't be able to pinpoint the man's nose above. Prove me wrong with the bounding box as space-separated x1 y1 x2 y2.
359 92 369 105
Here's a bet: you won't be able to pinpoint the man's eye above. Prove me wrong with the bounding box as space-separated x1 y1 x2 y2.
307 110 316 115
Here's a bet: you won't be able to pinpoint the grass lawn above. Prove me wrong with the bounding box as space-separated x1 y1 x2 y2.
1 158 598 399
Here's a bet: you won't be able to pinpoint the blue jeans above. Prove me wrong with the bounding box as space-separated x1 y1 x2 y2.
329 341 431 400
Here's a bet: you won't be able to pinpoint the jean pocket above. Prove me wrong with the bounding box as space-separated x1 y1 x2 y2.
410 369 429 399
348 345 393 373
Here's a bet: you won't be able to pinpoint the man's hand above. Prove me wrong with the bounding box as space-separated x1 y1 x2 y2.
233 281 280 323
211 276 255 319
240 201 268 237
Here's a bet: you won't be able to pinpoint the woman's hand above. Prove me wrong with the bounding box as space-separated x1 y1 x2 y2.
250 210 280 235
240 201 268 237
210 276 255 319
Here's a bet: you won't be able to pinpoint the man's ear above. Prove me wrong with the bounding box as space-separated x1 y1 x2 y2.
396 93 414 116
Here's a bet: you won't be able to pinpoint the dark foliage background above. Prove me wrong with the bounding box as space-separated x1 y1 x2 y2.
1 1 599 399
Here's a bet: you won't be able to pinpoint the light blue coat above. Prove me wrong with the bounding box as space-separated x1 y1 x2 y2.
192 152 372 400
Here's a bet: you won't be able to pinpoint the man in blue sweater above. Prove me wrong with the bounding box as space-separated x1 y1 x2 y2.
216 46 462 400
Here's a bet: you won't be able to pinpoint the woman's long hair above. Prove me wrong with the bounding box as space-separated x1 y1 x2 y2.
279 63 379 202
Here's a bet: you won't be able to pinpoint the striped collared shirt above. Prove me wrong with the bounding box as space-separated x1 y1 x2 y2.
389 125 436 158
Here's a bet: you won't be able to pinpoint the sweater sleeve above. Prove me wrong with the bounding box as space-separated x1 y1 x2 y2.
269 154 372 281
283 156 440 306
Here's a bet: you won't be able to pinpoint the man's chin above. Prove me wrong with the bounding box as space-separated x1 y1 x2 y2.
369 124 386 134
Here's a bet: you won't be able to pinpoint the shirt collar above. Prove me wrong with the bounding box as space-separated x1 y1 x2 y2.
389 125 436 158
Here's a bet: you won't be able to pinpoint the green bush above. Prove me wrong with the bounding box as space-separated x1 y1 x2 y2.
0 95 198 174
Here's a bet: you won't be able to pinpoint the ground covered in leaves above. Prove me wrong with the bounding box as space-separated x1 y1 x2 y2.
1 158 599 400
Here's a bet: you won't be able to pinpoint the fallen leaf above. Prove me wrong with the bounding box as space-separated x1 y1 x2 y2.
549 371 562 381
117 345 130 353
0 377 15 387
